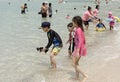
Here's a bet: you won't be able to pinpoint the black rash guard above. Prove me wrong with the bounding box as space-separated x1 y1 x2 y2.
45 29 63 49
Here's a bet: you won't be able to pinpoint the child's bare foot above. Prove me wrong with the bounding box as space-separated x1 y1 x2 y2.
49 66 56 70
80 75 88 82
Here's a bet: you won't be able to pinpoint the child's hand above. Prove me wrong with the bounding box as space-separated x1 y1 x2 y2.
41 48 45 52
42 48 49 53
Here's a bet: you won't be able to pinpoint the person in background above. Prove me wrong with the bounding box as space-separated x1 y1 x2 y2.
82 6 94 30
95 19 106 31
21 3 28 14
48 3 52 18
93 5 100 23
108 12 115 30
72 16 88 82
93 5 99 18
41 2 48 18
66 22 75 57
95 0 108 4
66 14 70 19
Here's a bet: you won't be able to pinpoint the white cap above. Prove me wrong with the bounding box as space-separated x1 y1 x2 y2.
44 1 48 3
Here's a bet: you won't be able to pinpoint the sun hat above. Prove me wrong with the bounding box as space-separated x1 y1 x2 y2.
108 12 112 15
44 1 48 3
41 22 50 28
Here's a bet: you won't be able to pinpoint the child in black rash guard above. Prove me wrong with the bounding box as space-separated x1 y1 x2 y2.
39 22 63 69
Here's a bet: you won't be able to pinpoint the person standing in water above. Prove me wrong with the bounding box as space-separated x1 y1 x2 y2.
93 5 99 18
39 22 63 69
21 3 28 14
72 16 88 82
66 22 75 57
41 2 48 18
93 5 100 23
82 6 94 30
48 3 52 18
108 12 115 30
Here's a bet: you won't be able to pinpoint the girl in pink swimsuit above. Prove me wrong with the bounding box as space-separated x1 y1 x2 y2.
72 16 88 82
108 12 115 30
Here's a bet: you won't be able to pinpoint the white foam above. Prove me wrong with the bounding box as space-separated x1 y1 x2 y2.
105 55 119 61
41 80 45 82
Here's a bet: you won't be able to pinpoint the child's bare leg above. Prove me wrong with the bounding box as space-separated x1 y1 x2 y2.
75 66 80 80
72 56 78 80
50 53 56 69
110 26 111 30
75 57 81 80
50 55 53 67
76 57 88 82
85 25 89 30
111 26 114 30
79 67 88 82
80 75 88 82
72 56 81 80
110 26 113 30
68 50 72 57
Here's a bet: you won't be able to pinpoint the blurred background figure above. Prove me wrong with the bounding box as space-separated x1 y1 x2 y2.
48 3 52 18
21 3 28 14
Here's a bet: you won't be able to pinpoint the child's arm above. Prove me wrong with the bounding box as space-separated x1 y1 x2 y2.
66 33 72 44
95 24 99 30
102 23 106 29
45 32 54 50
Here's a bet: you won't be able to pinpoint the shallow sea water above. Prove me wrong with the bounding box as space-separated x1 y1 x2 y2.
0 0 120 82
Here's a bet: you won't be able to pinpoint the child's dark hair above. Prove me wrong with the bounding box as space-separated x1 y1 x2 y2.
98 18 102 22
72 16 84 31
96 5 99 9
24 3 27 6
42 2 45 6
67 22 73 28
88 6 92 11
98 19 101 21
49 3 52 7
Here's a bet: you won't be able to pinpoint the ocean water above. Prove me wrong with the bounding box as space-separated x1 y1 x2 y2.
0 0 120 82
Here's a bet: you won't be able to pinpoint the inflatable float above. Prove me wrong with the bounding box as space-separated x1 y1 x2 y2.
106 16 120 22
114 16 120 22
95 28 106 32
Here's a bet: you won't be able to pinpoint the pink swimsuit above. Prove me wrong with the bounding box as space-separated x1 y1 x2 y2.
93 9 99 17
108 16 115 27
82 11 92 21
72 27 86 57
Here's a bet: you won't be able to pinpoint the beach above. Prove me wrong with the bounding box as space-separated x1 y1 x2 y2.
0 0 120 82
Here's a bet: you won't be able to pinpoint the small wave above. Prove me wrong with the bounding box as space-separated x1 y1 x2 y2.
104 55 119 61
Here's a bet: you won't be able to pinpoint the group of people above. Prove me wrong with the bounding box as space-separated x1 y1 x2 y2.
37 3 118 82
21 1 52 18
20 0 118 82
82 4 116 31
39 15 87 82
38 1 53 18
